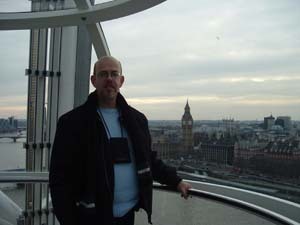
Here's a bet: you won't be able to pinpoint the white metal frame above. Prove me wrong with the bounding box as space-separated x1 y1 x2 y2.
0 1 166 224
0 0 166 30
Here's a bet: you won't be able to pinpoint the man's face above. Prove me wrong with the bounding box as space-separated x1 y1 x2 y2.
91 58 124 105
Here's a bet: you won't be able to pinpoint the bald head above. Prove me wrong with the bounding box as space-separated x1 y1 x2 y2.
91 56 125 108
93 56 122 76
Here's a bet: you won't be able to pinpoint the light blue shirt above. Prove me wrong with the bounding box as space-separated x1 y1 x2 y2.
98 108 139 217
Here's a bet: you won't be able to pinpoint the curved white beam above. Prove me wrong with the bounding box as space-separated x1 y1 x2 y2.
74 0 110 58
0 0 166 30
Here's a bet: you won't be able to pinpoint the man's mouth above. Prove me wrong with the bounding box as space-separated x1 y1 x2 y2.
105 85 115 91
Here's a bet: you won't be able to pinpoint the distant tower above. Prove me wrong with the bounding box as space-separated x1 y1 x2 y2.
264 114 275 130
181 100 193 151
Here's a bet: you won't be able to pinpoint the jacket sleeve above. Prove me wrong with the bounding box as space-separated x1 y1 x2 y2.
151 151 182 187
49 116 80 225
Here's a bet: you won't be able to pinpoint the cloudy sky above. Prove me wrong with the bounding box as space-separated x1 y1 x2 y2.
0 0 300 120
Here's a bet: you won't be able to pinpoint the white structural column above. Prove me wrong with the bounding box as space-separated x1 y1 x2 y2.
46 24 63 153
45 4 65 225
26 1 49 224
56 25 77 113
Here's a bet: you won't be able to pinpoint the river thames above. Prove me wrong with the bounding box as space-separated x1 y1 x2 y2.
0 138 25 171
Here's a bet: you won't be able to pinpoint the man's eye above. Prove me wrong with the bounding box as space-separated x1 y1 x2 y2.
111 72 120 77
97 71 120 78
98 72 108 77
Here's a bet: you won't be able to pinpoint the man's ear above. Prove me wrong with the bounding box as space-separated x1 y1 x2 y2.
120 75 125 88
91 75 96 88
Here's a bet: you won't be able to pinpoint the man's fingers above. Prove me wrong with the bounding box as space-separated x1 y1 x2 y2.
181 188 189 199
177 181 192 199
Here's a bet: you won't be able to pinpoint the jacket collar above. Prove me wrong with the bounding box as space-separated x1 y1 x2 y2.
85 90 129 111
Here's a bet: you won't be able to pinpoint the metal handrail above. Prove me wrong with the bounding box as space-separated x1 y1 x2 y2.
1 172 300 225
0 172 48 183
153 183 300 225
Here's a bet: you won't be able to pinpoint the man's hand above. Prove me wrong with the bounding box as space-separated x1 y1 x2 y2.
177 181 192 199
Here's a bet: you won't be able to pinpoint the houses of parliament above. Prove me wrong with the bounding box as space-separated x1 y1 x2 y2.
150 101 235 165
150 100 195 159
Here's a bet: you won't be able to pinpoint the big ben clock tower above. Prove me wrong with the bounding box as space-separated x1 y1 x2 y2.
181 100 194 151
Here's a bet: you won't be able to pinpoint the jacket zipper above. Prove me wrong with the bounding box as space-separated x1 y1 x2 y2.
96 115 114 203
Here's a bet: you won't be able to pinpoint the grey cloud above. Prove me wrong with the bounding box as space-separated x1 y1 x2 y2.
1 0 300 119
123 77 300 100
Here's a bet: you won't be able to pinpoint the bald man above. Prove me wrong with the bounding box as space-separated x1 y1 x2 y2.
50 56 191 225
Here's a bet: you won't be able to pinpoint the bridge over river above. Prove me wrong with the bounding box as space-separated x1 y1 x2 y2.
0 134 26 142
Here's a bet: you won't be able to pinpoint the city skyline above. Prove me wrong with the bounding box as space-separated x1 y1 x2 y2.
0 0 300 120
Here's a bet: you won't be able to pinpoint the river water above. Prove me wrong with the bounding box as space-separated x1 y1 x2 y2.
0 138 26 171
0 137 26 209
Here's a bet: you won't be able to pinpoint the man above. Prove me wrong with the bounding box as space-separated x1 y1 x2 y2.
49 56 191 225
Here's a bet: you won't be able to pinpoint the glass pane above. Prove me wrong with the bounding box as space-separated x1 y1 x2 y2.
1 0 300 224
99 0 300 207
0 31 28 222
0 30 28 174
0 141 25 171
101 0 300 120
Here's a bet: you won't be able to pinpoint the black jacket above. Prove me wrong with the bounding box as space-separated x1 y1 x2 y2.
49 91 181 225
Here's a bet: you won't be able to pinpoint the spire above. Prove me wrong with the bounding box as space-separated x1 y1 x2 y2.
185 99 190 111
182 98 193 121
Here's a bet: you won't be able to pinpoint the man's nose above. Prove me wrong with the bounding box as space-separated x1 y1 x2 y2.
106 75 114 81
106 77 113 84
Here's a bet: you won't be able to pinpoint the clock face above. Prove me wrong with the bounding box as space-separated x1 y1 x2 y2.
182 121 186 125
188 120 192 125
